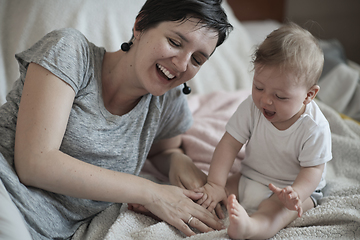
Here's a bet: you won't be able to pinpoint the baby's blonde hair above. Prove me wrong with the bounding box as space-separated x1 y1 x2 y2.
253 22 324 88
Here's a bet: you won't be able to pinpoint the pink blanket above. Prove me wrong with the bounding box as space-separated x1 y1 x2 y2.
182 89 251 175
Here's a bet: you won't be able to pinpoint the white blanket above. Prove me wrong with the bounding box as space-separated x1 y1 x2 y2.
73 91 360 240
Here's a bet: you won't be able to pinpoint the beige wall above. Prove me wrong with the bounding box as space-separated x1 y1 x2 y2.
285 0 360 64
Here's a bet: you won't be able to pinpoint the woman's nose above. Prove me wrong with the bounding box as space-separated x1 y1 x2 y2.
172 52 190 72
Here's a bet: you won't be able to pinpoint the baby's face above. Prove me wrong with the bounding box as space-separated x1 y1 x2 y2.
252 65 309 130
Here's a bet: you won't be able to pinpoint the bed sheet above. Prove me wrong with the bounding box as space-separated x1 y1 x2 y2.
72 90 360 240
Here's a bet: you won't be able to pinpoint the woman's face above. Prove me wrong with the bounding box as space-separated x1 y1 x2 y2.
132 18 218 96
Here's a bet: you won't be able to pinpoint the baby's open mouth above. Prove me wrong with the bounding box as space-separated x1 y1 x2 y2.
263 108 275 118
157 64 175 80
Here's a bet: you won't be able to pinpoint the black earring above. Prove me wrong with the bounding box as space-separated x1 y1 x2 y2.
182 83 191 95
121 41 133 52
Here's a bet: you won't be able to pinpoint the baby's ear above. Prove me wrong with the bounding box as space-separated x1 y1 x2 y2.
304 85 320 105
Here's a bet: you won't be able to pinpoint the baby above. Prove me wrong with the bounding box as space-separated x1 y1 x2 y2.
197 22 332 239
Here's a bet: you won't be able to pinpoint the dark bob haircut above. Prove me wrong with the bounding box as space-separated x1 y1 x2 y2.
135 0 233 47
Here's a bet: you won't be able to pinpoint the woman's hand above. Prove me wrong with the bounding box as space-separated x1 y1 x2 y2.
168 153 226 219
141 184 225 237
168 153 207 190
148 137 225 219
148 137 207 190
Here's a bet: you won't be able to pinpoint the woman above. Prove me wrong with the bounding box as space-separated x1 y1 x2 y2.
0 0 233 239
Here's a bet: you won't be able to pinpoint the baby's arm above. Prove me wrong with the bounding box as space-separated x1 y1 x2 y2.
197 132 243 212
270 164 325 217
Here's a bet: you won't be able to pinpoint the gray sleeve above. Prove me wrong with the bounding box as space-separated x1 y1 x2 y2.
154 86 193 141
15 28 91 94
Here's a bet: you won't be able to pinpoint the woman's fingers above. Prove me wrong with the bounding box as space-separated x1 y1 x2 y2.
183 189 204 202
196 193 207 205
215 203 225 219
190 202 224 230
170 214 217 237
160 200 222 237
186 216 214 234
182 190 223 230
206 201 218 213
162 215 198 237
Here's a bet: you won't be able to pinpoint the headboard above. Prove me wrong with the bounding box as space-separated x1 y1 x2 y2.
226 0 285 22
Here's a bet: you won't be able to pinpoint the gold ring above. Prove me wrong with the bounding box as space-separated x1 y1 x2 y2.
187 216 194 225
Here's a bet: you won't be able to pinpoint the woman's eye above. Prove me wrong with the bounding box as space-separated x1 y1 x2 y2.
169 38 181 47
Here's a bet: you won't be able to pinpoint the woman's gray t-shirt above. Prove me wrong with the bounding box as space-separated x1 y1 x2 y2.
0 28 192 239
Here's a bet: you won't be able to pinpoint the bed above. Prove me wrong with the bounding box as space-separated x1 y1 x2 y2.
1 0 360 239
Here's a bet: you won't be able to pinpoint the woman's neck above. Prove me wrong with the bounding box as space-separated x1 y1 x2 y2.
101 51 143 116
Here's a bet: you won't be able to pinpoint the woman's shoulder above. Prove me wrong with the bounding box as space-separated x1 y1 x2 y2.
45 28 87 42
15 28 103 94
15 28 92 64
37 28 91 55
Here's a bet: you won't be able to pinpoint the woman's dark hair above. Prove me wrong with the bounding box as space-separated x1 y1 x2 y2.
135 0 233 47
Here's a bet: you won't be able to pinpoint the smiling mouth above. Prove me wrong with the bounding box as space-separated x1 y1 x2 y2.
263 108 275 118
156 64 175 80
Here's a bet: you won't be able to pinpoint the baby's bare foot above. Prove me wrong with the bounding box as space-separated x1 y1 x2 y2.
227 194 252 239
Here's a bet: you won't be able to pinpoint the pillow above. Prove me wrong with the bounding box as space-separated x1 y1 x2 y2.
317 39 360 120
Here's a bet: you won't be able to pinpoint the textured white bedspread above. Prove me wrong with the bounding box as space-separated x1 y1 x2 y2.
73 91 360 240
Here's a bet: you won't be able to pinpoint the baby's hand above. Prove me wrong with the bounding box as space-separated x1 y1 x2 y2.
269 183 303 217
195 182 227 213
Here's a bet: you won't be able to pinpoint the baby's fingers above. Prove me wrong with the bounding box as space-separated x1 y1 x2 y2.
269 183 282 194
297 205 303 217
293 198 303 217
284 188 298 200
196 193 208 205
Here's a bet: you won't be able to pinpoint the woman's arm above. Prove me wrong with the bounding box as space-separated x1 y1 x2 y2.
14 63 223 236
14 63 149 203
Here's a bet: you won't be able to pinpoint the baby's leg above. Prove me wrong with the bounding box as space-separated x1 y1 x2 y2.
227 193 314 239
